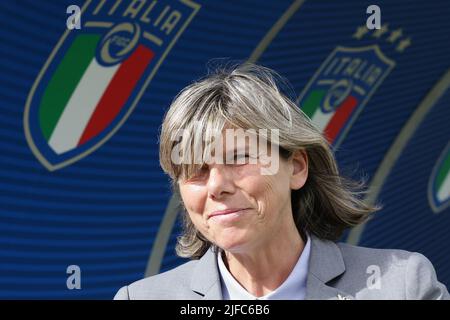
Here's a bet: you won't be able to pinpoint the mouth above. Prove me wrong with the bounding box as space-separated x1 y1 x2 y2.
208 208 249 219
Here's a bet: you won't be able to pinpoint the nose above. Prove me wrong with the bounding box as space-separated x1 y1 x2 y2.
206 165 235 200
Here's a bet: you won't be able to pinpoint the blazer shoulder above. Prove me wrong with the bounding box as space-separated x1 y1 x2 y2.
114 259 199 300
334 242 449 299
336 242 412 267
404 251 449 299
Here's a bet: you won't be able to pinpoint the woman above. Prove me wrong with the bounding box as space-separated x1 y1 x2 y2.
115 63 449 300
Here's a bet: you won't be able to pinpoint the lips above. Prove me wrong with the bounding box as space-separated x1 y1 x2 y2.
208 208 248 218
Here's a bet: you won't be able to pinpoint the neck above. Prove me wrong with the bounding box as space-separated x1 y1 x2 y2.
223 220 305 297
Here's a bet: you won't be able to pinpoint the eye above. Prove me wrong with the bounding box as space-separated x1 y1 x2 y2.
233 153 251 165
234 153 248 160
186 165 209 182
196 164 210 176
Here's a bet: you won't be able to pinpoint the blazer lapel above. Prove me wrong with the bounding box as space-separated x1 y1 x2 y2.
189 237 354 300
190 247 223 300
306 236 354 300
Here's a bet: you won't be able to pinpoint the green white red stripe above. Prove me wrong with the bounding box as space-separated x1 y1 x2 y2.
39 34 154 154
436 151 450 202
301 89 358 143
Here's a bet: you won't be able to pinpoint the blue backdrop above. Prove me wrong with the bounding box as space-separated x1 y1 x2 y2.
0 0 448 299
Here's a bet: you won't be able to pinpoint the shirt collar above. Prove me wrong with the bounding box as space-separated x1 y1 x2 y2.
217 235 311 300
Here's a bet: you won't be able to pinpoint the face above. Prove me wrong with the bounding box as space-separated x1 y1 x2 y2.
177 132 308 253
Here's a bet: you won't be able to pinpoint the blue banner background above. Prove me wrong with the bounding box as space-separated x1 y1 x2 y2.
0 0 448 299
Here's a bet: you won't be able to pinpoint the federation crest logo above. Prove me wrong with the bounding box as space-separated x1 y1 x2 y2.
24 0 200 171
297 45 395 147
429 143 450 213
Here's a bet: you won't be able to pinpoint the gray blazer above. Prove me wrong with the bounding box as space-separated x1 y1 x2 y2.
114 236 449 300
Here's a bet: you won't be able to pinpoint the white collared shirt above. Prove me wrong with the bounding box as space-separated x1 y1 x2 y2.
217 236 311 300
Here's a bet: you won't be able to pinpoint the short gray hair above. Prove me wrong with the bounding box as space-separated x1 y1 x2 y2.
159 62 379 259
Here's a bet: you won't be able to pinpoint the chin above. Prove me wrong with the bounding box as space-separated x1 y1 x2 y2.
214 232 252 252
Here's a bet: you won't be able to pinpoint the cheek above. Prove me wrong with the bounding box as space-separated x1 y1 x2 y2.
179 187 209 233
239 176 272 211
179 184 207 215
249 173 290 210
186 210 206 233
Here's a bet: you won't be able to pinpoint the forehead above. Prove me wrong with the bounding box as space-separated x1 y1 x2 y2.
219 128 261 147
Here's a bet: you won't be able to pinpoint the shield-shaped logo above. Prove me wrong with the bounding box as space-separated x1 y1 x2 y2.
429 142 450 213
24 0 200 171
297 45 395 147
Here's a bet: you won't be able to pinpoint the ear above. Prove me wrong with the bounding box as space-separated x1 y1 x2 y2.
290 150 308 190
